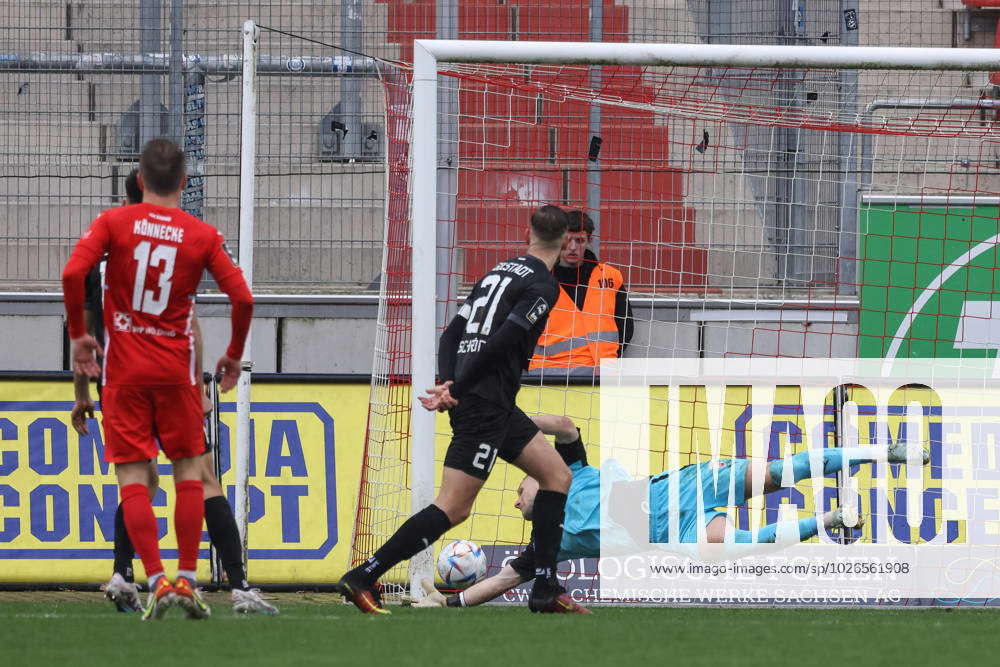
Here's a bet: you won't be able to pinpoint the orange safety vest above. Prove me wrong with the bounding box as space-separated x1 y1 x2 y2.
529 262 623 370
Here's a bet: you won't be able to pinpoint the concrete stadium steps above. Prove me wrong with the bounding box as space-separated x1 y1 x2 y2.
64 2 394 54
4 1 67 40
0 239 79 284
250 243 383 287
6 0 397 56
174 169 387 218
3 0 394 169
0 197 383 241
0 75 97 113
0 123 107 165
202 204 385 247
2 80 387 167
0 201 104 238
0 242 383 291
0 194 385 289
2 39 81 56
1 166 385 209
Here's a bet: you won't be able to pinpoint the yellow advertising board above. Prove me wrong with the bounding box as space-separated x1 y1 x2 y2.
0 380 368 584
0 378 965 587
0 379 603 585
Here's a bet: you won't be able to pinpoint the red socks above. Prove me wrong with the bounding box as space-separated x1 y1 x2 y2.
120 483 163 578
120 480 204 577
174 480 204 572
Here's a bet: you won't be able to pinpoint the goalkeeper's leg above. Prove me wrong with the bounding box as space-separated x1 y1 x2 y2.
706 511 861 544
745 443 929 501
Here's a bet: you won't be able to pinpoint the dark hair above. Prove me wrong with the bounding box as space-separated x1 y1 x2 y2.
139 138 185 196
124 168 142 204
567 210 595 235
530 205 569 247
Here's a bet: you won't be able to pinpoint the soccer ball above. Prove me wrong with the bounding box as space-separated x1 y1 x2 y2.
436 539 487 589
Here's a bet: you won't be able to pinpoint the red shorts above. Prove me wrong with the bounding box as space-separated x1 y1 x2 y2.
102 384 205 463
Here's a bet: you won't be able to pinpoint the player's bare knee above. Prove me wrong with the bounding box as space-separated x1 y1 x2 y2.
433 489 474 525
447 506 471 525
172 456 201 482
434 500 470 526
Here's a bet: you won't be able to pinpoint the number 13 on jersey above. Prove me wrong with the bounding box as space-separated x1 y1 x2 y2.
132 240 177 316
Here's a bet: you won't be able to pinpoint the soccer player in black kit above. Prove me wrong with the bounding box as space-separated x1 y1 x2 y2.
336 205 590 614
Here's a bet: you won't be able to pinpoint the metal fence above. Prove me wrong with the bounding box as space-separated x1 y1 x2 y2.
1 1 994 292
2 1 392 292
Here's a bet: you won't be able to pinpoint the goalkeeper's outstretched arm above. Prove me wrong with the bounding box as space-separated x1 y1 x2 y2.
530 414 578 443
408 566 530 608
457 565 529 606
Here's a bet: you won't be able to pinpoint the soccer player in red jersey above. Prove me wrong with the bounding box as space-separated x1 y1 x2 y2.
62 139 254 620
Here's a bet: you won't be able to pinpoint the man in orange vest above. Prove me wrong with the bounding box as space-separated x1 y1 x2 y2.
528 210 632 375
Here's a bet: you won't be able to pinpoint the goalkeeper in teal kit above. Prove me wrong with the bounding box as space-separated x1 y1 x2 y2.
410 413 929 608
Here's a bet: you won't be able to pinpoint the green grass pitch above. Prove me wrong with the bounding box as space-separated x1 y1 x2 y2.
3 592 1000 666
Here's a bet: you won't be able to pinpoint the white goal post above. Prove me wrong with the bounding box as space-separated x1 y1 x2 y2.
407 39 1000 600
235 19 258 567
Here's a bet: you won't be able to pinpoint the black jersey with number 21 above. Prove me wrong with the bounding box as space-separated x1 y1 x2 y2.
454 254 559 409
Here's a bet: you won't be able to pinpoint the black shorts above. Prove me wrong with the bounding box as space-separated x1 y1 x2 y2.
444 395 539 480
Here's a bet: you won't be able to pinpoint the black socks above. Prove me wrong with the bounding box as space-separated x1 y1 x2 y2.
113 495 249 591
112 504 135 582
204 495 249 591
529 490 567 580
355 504 452 584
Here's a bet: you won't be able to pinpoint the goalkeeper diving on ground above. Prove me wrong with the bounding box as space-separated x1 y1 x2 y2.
407 413 930 608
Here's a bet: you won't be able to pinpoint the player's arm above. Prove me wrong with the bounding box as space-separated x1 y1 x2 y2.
446 320 523 398
531 414 588 466
531 414 579 443
614 285 633 356
415 313 466 412
436 312 466 386
192 312 212 415
447 544 538 607
71 308 97 435
456 564 529 606
409 564 530 608
448 282 557 399
63 216 110 378
205 234 254 392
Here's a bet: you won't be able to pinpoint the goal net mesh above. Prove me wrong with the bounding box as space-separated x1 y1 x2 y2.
355 58 1000 602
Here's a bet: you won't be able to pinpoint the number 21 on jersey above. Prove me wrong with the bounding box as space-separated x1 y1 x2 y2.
132 240 176 316
464 274 512 335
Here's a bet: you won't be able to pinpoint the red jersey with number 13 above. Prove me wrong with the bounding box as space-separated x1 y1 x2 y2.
66 203 247 387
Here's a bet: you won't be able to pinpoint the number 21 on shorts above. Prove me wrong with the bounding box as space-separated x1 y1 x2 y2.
472 443 499 473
